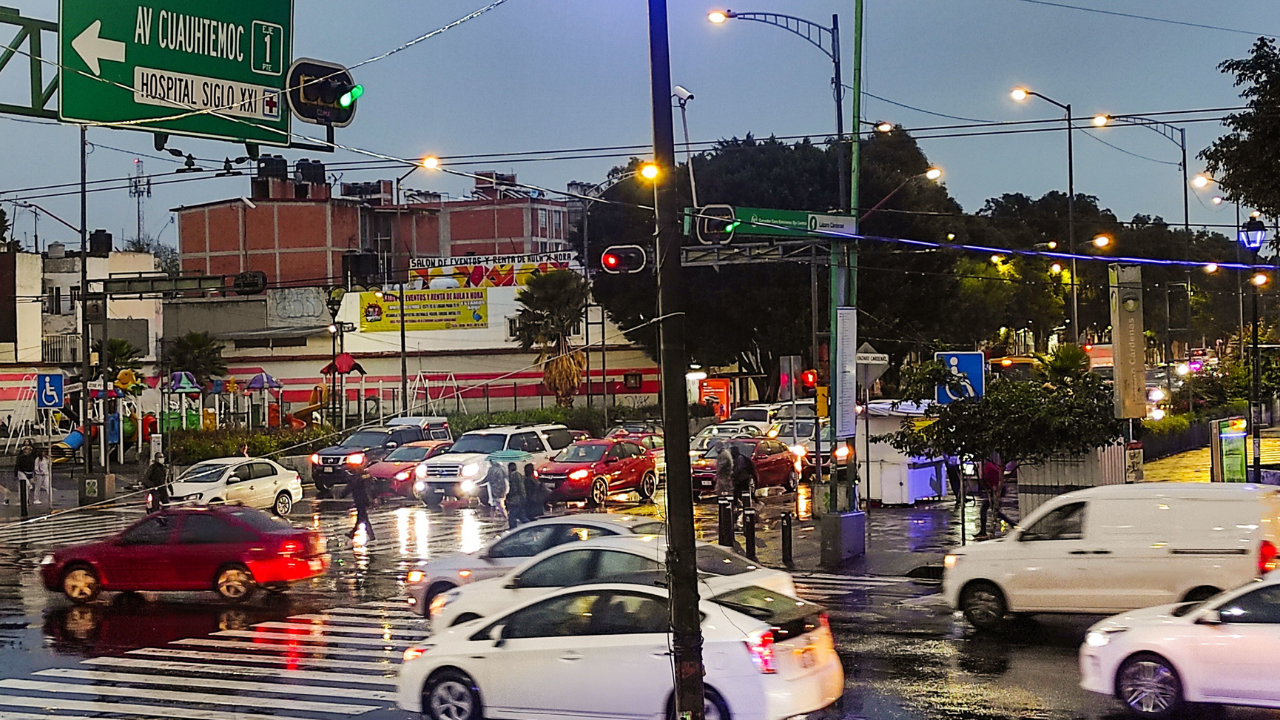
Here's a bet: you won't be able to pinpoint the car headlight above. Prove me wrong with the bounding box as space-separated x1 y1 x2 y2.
415 464 427 478
346 452 366 466
310 453 320 464
461 463 480 477
406 570 425 584
429 592 454 617
413 480 426 493
40 554 54 565
569 469 590 481
460 479 477 493
403 646 428 662
1085 627 1127 647
944 554 959 570
394 470 410 481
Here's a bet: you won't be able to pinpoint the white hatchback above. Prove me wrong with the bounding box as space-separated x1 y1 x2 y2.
430 535 796 628
403 513 666 615
1080 573 1280 718
163 457 303 516
399 582 843 720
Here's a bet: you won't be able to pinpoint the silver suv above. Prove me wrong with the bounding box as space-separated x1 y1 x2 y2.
412 424 576 508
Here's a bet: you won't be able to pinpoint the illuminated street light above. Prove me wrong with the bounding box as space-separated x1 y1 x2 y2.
421 156 440 170
1204 263 1219 274
1050 263 1063 274
1175 362 1190 376
1010 88 1028 101
1192 174 1212 189
925 167 943 181
640 162 661 180
1092 114 1110 127
875 121 893 133
1253 272 1269 287
1212 196 1224 205
990 254 1003 264
707 10 729 23
1092 234 1112 249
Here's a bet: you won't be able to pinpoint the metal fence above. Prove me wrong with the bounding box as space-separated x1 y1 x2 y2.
1140 421 1212 463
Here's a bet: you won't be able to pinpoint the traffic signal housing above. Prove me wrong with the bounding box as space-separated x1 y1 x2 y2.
799 369 819 398
287 59 359 127
601 246 647 275
697 204 737 245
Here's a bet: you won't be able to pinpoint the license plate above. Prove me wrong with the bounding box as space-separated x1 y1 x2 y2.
323 467 333 473
797 647 817 669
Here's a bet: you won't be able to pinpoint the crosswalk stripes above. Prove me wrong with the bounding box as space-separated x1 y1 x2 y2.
0 602 427 718
792 572 915 601
0 508 143 549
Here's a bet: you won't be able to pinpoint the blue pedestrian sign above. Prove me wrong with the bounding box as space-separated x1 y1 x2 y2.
934 352 985 404
37 373 64 409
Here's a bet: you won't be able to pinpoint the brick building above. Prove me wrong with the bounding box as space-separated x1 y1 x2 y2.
174 160 572 286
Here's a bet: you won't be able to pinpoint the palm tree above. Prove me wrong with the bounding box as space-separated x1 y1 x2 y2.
515 270 590 407
164 331 227 384
92 338 143 378
1035 343 1091 385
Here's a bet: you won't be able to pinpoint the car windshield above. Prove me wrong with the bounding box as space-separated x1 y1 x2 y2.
554 444 607 463
451 433 507 454
340 431 390 448
223 507 291 532
176 462 227 483
771 420 815 440
729 408 769 422
385 446 431 462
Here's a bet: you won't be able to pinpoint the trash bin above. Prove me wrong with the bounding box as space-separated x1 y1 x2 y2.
77 473 115 506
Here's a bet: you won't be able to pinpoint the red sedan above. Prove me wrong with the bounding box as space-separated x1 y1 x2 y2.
367 440 455 497
691 437 800 495
40 506 329 604
534 438 658 506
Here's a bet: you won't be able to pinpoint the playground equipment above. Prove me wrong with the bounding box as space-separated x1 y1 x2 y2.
288 385 328 428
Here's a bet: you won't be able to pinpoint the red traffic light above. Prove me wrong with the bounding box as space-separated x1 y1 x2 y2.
603 253 620 270
800 369 818 387
600 245 647 275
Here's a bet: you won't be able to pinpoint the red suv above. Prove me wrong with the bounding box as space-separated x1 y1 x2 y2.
691 437 800 495
535 438 659 506
40 506 328 604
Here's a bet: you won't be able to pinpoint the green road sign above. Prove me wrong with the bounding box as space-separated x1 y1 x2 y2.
59 0 293 145
683 206 855 239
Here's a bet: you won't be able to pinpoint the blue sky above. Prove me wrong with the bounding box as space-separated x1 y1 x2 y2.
1 0 1275 248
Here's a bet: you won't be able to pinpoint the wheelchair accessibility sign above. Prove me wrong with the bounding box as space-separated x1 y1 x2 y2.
934 352 985 404
37 373 64 409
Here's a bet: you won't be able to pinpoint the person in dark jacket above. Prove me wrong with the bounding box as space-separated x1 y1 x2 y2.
730 444 757 506
522 463 544 520
14 445 35 508
342 475 375 541
144 454 169 512
505 463 527 528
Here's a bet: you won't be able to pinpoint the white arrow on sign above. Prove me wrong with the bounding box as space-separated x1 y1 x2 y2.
73 20 126 76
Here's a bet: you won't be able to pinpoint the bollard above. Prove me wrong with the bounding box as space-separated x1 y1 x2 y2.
743 506 757 560
781 510 793 567
717 496 734 547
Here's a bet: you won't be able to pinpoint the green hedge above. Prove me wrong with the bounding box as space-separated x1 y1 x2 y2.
166 426 336 465
1141 414 1191 436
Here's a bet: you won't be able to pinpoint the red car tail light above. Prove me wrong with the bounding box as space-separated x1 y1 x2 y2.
280 540 302 556
744 629 776 674
1261 540 1278 575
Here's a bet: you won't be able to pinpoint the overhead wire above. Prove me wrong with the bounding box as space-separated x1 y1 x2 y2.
1003 0 1277 37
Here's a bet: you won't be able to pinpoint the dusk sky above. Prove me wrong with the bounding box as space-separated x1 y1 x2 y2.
1 0 1276 250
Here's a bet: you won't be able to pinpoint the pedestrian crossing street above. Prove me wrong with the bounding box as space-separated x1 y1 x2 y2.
0 601 420 719
792 572 916 601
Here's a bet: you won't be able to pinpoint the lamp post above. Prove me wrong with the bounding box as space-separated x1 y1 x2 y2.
1195 174 1248 358
860 167 942 221
577 170 639 412
1241 218 1268 481
1012 88 1077 341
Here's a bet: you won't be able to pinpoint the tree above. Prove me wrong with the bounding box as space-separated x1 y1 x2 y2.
164 331 227 384
515 270 589 407
93 338 143 377
123 236 180 275
1201 38 1280 220
881 349 1123 469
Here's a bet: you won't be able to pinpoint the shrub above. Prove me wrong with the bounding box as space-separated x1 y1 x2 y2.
166 425 335 465
1141 414 1190 436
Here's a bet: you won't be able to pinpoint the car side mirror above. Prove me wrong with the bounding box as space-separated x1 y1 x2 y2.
492 625 507 648
386 442 398 449
1197 609 1223 625
504 576 520 589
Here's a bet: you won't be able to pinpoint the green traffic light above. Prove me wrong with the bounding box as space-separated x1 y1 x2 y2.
339 84 364 108
725 220 741 232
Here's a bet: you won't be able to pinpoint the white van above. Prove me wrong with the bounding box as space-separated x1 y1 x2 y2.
943 483 1280 629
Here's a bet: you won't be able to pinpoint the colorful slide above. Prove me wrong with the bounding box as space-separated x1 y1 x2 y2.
287 385 329 428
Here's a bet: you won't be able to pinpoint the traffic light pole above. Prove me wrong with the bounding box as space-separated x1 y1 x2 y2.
80 125 92 475
648 1 705 717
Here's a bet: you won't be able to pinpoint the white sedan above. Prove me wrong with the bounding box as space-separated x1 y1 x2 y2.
1080 574 1280 718
403 513 666 615
399 582 843 720
430 535 796 628
160 457 303 516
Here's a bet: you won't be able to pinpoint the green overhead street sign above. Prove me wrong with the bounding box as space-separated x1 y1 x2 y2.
683 206 856 239
59 0 293 145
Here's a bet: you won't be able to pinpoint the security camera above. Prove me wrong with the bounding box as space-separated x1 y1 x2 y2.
673 86 695 102
240 197 257 209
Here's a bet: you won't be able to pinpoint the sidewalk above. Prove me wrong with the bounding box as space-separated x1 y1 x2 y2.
1143 427 1280 483
0 465 144 521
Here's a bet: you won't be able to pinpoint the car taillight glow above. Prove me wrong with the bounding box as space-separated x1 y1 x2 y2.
569 469 590 481
346 453 366 466
280 540 301 556
1261 540 1278 575
309 453 320 464
819 612 831 634
745 629 776 673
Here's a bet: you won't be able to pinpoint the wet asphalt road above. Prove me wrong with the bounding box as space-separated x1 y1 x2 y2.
1 490 1276 720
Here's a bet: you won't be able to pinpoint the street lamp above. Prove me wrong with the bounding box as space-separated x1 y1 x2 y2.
1012 86 1078 341
1197 174 1249 356
860 167 943 221
709 10 848 211
1239 218 1269 481
1092 234 1112 249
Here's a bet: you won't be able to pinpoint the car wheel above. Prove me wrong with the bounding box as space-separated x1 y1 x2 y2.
587 477 609 507
637 472 658 500
214 564 256 603
1117 653 1184 719
784 468 799 492
273 491 293 517
667 687 731 720
424 582 455 606
61 565 100 604
960 581 1007 631
424 669 483 720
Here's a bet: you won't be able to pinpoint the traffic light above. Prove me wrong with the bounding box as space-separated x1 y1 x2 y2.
601 246 647 275
287 59 359 127
697 204 737 245
799 369 818 398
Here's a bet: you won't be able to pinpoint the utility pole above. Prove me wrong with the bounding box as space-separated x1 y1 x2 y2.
647 0 705 717
80 126 92 474
129 159 152 244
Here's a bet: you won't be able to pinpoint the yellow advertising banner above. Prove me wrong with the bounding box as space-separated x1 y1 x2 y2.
409 252 576 288
359 289 488 333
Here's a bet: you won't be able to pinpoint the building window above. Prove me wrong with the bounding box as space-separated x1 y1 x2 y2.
234 339 270 349
538 208 548 233
553 211 563 237
273 337 308 348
